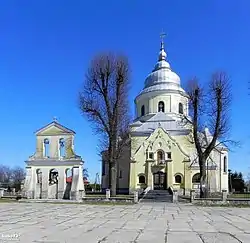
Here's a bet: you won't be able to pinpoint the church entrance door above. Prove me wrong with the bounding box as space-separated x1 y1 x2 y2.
153 171 166 190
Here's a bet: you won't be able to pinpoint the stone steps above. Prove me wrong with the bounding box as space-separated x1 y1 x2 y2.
140 190 173 203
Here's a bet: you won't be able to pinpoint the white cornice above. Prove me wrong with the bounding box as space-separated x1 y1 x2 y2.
25 160 83 167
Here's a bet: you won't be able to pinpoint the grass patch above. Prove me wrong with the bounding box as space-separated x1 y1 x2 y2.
81 201 134 205
19 200 134 206
85 194 133 199
0 198 17 203
228 194 250 199
195 203 250 208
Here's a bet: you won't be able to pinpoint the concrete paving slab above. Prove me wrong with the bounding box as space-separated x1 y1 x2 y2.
0 202 249 242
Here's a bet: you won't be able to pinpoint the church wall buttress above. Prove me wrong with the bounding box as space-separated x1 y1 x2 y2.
167 161 173 187
146 162 153 189
41 168 49 199
129 163 136 192
36 137 44 158
65 136 74 158
184 163 192 194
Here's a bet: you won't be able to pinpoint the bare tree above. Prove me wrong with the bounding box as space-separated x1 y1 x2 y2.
12 166 25 191
79 53 130 196
0 165 12 185
186 71 233 198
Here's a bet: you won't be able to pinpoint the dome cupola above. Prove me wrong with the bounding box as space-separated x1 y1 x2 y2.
134 33 189 119
140 36 184 95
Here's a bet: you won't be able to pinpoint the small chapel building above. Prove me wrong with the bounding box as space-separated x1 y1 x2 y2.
23 119 85 200
101 39 229 195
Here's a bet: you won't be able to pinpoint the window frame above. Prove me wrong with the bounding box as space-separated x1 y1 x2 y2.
138 175 146 184
158 101 165 112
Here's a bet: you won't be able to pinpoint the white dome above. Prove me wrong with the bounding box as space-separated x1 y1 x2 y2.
144 62 181 88
140 41 184 96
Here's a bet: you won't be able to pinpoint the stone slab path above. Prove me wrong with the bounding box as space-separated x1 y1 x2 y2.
0 202 250 242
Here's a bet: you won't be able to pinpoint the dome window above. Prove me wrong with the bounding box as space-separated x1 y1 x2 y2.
158 101 165 112
141 105 145 116
179 103 184 114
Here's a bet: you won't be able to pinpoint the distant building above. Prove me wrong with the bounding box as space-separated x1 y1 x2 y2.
23 119 85 200
101 38 228 195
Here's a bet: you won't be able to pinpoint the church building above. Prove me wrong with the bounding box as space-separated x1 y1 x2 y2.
101 38 229 195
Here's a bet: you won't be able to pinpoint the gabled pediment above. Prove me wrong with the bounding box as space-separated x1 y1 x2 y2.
132 127 190 159
35 121 75 136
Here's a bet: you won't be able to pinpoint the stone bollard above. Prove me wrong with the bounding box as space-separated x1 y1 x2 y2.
190 190 195 203
57 191 64 200
172 189 178 203
134 191 139 203
106 189 110 200
222 189 228 202
0 189 4 198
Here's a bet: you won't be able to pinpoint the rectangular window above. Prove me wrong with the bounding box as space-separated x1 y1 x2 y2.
149 153 154 159
119 170 122 178
167 152 171 159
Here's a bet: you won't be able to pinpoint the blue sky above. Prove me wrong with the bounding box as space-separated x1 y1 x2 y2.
0 1 249 182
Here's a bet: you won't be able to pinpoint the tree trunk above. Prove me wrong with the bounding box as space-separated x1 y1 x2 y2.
108 135 118 197
110 162 117 196
108 156 117 196
199 158 207 198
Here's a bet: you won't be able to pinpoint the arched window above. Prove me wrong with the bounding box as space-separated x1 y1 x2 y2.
192 173 201 183
175 174 182 184
158 101 165 112
179 103 184 114
139 175 145 184
59 138 65 157
49 169 58 185
223 156 227 173
36 169 42 184
44 138 50 157
141 105 145 116
157 150 165 163
65 168 73 183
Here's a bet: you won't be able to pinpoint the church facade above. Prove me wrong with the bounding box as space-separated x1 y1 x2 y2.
102 40 229 195
23 119 85 200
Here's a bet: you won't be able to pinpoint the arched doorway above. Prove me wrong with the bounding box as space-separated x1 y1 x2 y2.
64 168 73 199
36 169 42 199
48 169 59 199
153 171 166 190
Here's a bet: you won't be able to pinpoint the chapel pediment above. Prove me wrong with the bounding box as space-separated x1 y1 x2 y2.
35 121 75 136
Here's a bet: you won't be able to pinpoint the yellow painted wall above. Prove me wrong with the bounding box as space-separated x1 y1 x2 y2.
130 128 205 192
34 125 75 159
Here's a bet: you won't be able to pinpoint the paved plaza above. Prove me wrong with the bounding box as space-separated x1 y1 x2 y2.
0 202 250 242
